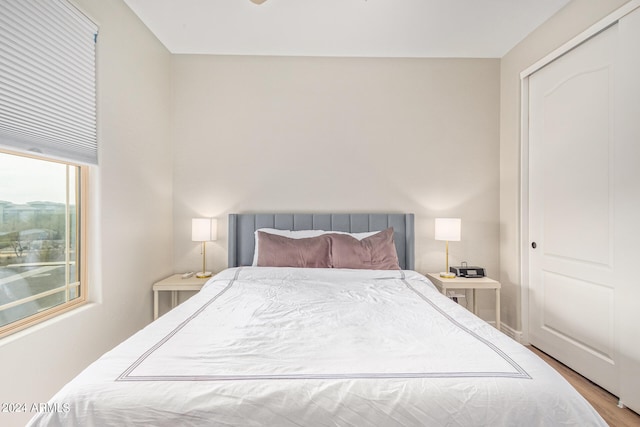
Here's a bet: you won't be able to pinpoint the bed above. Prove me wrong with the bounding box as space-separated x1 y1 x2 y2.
28 213 606 426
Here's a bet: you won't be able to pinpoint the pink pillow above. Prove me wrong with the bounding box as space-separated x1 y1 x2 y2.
328 228 400 270
256 231 332 268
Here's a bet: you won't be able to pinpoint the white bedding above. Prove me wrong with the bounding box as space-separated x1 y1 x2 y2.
28 268 606 426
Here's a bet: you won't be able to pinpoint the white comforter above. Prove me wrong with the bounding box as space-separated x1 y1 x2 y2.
28 268 606 426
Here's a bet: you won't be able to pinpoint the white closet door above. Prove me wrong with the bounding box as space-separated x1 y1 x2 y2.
615 7 640 413
528 24 618 394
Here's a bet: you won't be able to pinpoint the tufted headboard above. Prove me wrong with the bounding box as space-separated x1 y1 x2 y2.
228 213 415 270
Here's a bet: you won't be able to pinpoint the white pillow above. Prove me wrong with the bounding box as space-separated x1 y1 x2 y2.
328 230 379 240
252 228 380 266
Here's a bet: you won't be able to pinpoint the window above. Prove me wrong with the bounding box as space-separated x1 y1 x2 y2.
0 150 87 337
0 1 96 337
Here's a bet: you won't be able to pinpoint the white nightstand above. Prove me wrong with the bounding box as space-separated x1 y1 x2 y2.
425 272 501 329
152 274 209 320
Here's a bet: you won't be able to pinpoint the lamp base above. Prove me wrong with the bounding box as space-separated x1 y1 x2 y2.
196 271 212 278
439 271 456 279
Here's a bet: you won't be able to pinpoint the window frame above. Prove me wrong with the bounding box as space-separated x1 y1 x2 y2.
0 148 89 338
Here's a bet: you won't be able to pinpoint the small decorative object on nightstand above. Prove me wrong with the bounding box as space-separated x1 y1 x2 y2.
425 272 501 329
434 218 461 278
192 217 217 278
152 274 209 320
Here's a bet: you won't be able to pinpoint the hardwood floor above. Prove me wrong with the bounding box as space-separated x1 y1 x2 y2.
528 346 640 427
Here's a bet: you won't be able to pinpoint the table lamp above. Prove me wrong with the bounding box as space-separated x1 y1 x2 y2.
192 218 217 278
435 218 461 278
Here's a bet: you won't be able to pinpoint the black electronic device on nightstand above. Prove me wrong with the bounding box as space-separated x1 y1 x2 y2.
450 262 486 278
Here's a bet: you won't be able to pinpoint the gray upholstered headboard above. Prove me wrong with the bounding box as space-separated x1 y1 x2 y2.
228 213 415 270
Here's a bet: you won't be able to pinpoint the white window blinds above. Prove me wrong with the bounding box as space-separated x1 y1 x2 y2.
0 0 98 164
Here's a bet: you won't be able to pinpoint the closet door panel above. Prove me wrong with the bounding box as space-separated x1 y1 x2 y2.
528 23 618 394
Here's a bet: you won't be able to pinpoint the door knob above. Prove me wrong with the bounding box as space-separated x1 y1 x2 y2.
531 242 537 249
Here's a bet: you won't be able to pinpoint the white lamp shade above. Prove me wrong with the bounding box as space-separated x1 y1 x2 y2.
434 218 461 241
192 218 218 242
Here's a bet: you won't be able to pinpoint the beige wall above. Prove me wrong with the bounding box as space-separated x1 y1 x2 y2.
0 1 173 426
499 0 630 332
171 55 501 319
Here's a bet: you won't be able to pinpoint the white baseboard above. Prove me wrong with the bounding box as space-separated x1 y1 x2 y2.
483 320 523 343
499 323 523 343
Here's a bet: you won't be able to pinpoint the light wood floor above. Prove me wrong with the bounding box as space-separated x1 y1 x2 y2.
528 346 640 427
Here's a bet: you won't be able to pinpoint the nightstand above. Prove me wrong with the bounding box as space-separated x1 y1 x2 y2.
425 272 501 329
153 274 209 320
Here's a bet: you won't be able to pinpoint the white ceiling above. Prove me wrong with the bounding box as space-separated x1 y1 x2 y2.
123 0 571 58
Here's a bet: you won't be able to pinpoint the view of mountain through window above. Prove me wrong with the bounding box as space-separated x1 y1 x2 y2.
0 151 81 329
